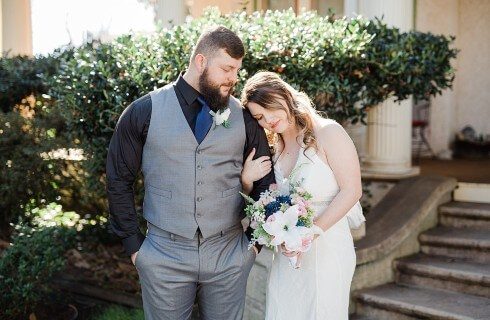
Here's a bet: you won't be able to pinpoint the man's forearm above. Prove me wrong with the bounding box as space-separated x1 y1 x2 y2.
107 181 145 256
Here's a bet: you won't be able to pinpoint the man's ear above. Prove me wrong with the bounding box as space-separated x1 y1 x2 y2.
194 54 207 74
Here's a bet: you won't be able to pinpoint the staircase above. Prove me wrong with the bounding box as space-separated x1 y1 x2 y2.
353 201 490 319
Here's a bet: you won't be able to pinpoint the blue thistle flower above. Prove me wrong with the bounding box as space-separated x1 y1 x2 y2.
276 195 292 205
265 201 281 215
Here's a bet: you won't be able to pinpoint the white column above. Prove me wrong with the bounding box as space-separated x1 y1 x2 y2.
344 0 358 18
0 0 3 54
363 97 419 177
297 0 312 12
2 0 32 56
155 0 188 28
358 0 419 179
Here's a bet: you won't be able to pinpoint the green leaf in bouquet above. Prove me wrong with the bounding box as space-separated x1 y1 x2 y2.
239 191 255 204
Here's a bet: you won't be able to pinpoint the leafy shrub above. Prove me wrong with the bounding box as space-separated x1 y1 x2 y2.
0 224 76 319
0 49 79 232
48 8 457 202
24 202 82 228
24 201 116 244
0 52 65 113
0 93 77 234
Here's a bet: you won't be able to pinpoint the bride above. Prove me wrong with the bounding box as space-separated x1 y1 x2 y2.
240 71 363 320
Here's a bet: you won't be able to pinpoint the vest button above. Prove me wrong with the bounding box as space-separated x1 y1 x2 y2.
197 197 203 202
197 165 202 170
197 181 203 185
197 149 202 154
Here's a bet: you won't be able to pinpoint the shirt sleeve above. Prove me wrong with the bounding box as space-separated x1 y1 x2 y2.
243 109 276 253
243 109 276 200
106 94 151 256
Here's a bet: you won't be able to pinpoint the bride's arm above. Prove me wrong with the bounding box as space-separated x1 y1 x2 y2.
314 122 362 232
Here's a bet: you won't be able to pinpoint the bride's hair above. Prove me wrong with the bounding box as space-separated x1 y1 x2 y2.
240 71 325 157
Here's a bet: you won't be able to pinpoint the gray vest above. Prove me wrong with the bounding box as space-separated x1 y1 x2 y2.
141 84 246 239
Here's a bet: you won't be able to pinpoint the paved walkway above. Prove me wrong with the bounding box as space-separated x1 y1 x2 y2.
418 158 490 183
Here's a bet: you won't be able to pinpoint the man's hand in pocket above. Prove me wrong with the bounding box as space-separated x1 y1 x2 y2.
131 251 139 265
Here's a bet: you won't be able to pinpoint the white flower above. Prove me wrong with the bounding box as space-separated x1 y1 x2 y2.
257 235 269 245
209 107 231 128
262 205 302 250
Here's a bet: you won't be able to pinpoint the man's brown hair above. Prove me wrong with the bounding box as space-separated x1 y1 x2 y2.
191 26 245 60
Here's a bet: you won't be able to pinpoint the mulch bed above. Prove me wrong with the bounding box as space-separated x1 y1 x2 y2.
62 241 141 299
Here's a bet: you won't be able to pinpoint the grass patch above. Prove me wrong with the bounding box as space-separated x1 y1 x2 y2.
92 305 144 320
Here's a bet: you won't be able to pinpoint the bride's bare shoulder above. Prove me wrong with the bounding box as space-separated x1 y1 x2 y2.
314 117 353 152
314 118 345 136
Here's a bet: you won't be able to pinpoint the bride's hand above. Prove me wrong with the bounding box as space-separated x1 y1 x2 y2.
242 148 272 187
280 244 299 257
281 245 303 268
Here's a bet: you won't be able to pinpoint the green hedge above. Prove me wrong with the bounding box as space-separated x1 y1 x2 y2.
0 201 116 318
47 9 457 203
0 106 68 234
0 52 65 113
0 47 82 231
0 224 76 319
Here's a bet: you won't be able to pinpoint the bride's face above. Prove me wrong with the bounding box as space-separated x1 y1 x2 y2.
247 100 290 134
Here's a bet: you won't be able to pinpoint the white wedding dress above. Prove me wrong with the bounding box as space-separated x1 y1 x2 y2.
265 137 361 320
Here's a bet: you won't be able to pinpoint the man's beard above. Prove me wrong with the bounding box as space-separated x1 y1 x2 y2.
198 68 234 111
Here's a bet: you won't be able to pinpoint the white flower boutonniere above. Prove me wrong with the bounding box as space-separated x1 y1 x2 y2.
209 108 231 128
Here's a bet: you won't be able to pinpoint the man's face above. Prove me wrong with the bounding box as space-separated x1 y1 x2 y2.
198 49 242 110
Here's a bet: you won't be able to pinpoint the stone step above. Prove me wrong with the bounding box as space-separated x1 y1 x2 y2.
394 253 490 298
349 315 375 320
355 283 490 320
453 182 490 204
440 201 490 229
419 226 490 263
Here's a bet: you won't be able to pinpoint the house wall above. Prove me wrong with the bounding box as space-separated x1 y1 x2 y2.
187 0 255 17
416 0 490 155
455 1 490 140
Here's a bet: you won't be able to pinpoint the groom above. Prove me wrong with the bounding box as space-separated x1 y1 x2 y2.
106 26 275 319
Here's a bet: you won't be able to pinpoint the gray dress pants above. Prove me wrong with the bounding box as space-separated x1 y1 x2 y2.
135 222 256 320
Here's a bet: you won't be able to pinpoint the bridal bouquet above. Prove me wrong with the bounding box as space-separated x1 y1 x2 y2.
241 178 323 268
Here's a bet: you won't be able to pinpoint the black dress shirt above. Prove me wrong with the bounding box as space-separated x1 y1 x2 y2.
106 75 275 255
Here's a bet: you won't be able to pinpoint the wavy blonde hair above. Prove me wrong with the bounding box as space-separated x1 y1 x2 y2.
241 71 325 158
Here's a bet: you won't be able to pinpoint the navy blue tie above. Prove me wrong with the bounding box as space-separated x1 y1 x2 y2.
195 97 213 144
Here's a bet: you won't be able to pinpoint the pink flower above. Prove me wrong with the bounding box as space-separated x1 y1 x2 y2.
291 195 302 205
266 214 276 223
302 238 312 247
297 198 311 208
261 196 274 206
251 220 259 229
298 205 307 217
269 183 278 191
295 187 305 194
300 236 314 251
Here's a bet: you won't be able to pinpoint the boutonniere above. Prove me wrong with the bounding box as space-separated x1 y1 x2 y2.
209 108 231 128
